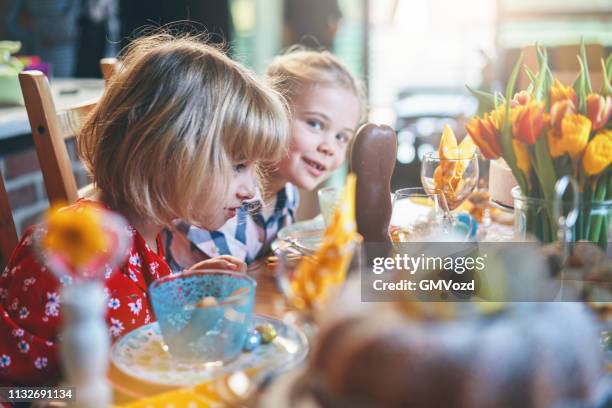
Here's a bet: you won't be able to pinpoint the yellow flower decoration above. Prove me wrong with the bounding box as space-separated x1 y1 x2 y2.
547 114 591 158
583 130 612 176
42 203 107 268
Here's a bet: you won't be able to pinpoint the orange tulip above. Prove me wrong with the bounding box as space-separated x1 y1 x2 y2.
511 90 531 107
549 79 577 106
465 108 503 159
586 93 612 131
512 101 544 145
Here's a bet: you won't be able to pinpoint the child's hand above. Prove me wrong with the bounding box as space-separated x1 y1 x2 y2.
188 255 247 273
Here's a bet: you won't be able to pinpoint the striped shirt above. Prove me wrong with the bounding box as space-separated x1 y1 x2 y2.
165 184 298 270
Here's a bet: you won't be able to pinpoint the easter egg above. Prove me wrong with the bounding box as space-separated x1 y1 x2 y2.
256 324 277 344
243 330 261 352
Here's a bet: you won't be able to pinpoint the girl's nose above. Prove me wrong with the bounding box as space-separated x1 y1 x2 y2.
237 172 256 201
317 140 335 157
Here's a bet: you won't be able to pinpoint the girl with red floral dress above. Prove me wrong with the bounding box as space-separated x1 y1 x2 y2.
0 33 289 387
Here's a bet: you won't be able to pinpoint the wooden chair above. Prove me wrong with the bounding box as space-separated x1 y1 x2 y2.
0 170 18 268
18 59 117 203
3 59 117 265
19 71 98 204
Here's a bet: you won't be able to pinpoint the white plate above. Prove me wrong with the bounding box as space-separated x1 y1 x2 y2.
111 315 308 387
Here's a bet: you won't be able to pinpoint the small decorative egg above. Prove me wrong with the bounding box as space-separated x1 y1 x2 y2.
243 330 261 352
256 324 277 344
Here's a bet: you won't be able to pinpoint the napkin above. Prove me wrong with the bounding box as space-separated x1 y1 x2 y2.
290 174 359 309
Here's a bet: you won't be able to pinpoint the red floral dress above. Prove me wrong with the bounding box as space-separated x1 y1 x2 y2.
0 201 171 386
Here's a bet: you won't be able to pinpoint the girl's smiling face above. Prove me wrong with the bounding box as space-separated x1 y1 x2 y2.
278 85 360 190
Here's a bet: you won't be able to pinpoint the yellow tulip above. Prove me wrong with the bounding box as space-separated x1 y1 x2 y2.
583 130 612 176
560 114 591 157
547 129 566 158
547 114 591 158
512 139 530 177
549 79 577 106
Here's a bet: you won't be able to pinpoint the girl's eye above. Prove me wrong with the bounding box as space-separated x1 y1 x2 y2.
336 133 349 144
233 163 247 173
307 119 324 131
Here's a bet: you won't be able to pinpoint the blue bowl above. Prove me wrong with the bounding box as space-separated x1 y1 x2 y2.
149 270 256 364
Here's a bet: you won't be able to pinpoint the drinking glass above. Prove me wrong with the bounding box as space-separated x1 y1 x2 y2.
421 151 479 211
274 235 363 339
390 187 453 242
317 186 341 227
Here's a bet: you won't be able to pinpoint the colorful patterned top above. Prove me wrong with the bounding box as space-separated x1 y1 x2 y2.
165 184 298 270
0 200 171 386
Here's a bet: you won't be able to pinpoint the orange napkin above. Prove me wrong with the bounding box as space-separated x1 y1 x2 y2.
290 174 359 309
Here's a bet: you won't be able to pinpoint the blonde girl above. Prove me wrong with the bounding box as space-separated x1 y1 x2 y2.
0 33 290 386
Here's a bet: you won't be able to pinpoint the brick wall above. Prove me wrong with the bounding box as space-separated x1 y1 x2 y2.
1 139 91 237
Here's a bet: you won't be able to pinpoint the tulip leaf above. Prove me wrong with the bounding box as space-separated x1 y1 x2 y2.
494 92 505 107
579 39 593 94
600 58 612 97
500 53 528 194
466 85 496 114
533 45 549 102
524 66 537 90
536 45 554 87
534 136 557 203
573 57 588 114
606 54 612 78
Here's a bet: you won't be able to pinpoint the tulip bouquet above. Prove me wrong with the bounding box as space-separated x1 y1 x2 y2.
466 43 612 246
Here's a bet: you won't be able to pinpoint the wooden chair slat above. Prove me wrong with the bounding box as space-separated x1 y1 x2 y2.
19 70 79 203
0 170 18 269
58 100 97 140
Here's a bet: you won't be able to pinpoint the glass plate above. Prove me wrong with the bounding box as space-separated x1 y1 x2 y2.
111 315 308 387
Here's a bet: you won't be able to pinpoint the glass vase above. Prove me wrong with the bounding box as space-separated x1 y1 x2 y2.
512 186 612 249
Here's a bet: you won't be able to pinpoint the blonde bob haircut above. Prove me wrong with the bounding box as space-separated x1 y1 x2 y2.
78 33 290 227
266 46 367 121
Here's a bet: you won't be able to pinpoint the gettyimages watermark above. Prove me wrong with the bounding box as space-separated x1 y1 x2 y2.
359 242 612 302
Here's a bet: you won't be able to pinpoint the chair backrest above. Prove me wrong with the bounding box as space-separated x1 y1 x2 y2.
19 71 98 204
100 57 119 82
0 169 18 268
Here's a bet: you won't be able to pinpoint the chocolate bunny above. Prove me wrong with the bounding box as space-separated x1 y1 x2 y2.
350 123 398 246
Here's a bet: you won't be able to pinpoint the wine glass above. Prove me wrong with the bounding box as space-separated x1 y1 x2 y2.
390 187 452 242
273 235 363 339
421 151 479 211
